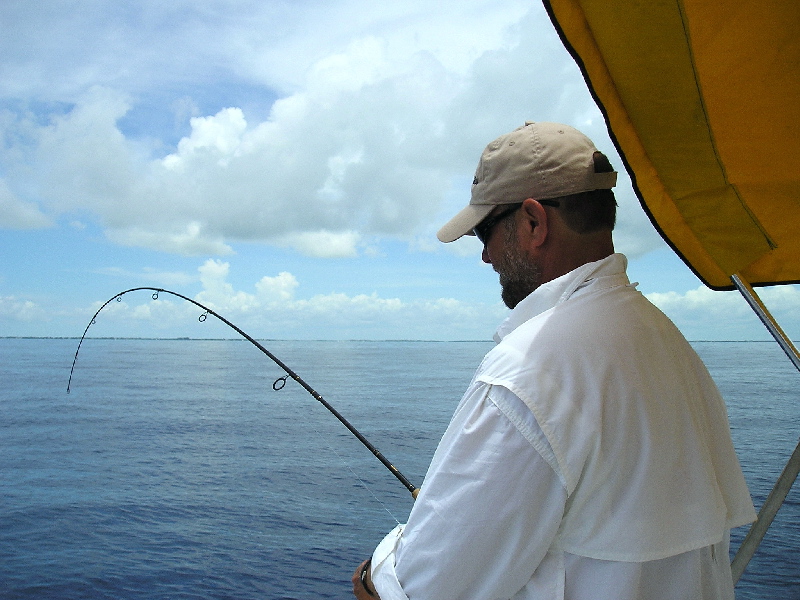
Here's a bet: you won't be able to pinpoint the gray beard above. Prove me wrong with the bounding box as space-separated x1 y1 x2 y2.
496 224 542 309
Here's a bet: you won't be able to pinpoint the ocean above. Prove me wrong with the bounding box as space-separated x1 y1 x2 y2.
0 338 798 599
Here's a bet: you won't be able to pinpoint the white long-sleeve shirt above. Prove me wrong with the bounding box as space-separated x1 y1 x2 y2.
371 254 755 600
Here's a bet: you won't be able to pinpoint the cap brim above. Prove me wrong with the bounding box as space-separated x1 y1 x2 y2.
437 203 495 243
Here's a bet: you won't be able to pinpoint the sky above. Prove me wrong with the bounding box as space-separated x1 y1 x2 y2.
1 0 798 342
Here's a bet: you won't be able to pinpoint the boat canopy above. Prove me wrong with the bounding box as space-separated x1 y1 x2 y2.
543 0 800 290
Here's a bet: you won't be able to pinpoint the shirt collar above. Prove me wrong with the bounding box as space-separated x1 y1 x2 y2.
494 253 629 342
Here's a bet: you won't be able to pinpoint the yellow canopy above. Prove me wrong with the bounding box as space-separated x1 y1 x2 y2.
544 0 800 289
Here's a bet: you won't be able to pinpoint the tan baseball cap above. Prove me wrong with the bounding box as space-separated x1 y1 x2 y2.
437 122 617 243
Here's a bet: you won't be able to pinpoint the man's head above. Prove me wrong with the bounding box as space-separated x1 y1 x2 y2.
437 122 617 243
437 122 618 307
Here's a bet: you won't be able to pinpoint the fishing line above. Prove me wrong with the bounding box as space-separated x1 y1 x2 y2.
67 287 420 500
298 401 402 525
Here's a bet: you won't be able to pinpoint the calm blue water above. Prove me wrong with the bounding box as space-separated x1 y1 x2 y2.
0 338 797 599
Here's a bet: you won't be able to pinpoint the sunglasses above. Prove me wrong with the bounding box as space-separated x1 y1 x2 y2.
472 200 561 245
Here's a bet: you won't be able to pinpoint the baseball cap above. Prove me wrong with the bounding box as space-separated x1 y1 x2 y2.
436 122 617 243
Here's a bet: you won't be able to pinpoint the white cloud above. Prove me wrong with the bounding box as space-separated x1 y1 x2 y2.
647 284 800 341
760 285 800 311
648 284 800 318
195 259 261 313
256 272 299 303
162 108 248 171
647 286 741 314
0 295 47 321
276 230 361 258
0 2 660 259
0 178 51 229
106 223 234 256
32 86 137 215
71 259 506 340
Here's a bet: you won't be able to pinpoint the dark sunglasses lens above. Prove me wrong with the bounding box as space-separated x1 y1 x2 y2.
474 204 519 244
474 223 488 244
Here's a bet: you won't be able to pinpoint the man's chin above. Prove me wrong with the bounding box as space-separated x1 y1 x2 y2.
500 283 529 310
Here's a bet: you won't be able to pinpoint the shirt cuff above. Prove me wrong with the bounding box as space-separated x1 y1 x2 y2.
371 524 410 600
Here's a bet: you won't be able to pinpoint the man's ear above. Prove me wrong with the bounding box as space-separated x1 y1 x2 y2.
520 198 548 248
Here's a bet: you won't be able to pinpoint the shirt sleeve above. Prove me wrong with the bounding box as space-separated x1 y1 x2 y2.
371 383 567 600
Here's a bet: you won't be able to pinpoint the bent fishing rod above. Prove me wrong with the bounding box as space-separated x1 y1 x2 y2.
67 287 420 499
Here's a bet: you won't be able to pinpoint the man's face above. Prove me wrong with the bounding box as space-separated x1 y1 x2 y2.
493 216 542 309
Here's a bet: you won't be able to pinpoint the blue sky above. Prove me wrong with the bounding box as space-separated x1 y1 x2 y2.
2 0 798 342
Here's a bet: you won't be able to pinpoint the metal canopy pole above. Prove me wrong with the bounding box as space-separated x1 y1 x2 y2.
731 274 800 372
731 439 800 583
729 274 800 584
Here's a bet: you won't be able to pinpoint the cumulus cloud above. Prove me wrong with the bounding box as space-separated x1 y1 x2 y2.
647 284 800 341
0 1 661 259
76 259 507 340
256 271 300 303
0 295 47 321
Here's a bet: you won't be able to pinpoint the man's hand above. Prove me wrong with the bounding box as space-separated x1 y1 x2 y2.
352 559 380 599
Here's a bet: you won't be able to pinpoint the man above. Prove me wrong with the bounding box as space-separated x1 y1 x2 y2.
352 122 756 600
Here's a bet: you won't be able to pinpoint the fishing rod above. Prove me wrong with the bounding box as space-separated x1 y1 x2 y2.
67 287 420 499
